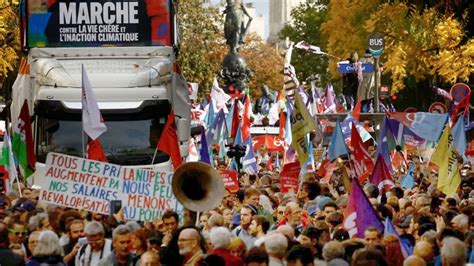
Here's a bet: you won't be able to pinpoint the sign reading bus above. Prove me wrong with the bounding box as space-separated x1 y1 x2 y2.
26 0 172 48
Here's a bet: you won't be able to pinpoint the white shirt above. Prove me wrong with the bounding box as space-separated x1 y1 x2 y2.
75 238 112 266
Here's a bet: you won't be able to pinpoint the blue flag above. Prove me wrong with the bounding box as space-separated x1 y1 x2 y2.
400 163 415 189
242 136 258 175
199 130 211 165
376 117 394 173
452 117 467 162
388 112 448 142
207 109 226 144
205 99 216 129
384 217 411 258
328 120 348 161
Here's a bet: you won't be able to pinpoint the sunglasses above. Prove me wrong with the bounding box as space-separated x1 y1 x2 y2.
9 229 28 236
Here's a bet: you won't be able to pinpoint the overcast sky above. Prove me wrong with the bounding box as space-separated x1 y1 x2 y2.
210 0 270 37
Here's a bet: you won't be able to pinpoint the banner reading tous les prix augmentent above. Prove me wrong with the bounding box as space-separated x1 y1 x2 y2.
37 152 183 222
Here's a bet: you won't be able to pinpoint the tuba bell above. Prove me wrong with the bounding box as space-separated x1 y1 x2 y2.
172 162 225 212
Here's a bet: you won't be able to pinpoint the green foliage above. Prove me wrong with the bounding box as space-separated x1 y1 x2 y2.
177 0 226 98
279 2 330 87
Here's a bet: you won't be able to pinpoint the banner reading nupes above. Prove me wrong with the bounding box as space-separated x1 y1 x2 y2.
36 153 183 222
26 0 172 48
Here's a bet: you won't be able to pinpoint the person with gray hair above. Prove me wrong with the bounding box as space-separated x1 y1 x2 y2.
28 230 66 265
441 237 467 266
208 213 224 229
322 241 347 265
28 212 51 232
264 233 287 266
75 221 112 266
98 225 133 266
209 227 243 265
451 213 469 235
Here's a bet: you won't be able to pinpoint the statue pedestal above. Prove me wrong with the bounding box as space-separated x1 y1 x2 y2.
220 53 252 93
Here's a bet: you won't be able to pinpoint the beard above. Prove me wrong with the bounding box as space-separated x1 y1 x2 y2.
179 246 193 256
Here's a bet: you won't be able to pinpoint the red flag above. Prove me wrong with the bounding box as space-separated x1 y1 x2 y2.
17 100 36 171
87 138 108 162
350 123 374 183
370 154 395 194
157 111 182 169
352 97 362 121
266 154 273 171
279 111 286 139
231 100 240 138
451 93 470 124
242 95 251 140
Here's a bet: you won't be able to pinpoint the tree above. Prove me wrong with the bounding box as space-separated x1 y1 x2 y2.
279 2 331 87
177 0 226 98
322 0 473 95
240 33 284 97
0 2 21 85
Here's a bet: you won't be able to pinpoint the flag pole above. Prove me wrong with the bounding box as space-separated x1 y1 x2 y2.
151 147 159 165
81 64 86 158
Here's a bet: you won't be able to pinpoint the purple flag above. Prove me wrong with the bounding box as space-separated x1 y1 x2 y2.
344 179 384 238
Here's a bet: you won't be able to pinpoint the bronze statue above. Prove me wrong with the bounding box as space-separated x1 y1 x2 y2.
223 0 253 54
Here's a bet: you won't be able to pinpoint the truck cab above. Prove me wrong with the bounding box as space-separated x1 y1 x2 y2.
21 0 190 182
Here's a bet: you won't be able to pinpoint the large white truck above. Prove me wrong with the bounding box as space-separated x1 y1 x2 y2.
22 0 190 181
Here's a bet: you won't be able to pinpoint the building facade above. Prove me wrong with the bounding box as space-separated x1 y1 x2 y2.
268 0 306 42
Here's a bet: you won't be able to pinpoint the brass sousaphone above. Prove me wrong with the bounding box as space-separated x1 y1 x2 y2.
172 162 225 212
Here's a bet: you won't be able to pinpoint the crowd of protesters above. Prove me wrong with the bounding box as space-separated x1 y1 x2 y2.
0 142 473 266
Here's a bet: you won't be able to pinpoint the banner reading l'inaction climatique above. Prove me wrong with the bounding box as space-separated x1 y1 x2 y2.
27 0 172 48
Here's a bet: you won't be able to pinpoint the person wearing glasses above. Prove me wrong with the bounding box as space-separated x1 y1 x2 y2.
177 228 203 266
7 218 28 255
75 221 112 266
0 222 25 265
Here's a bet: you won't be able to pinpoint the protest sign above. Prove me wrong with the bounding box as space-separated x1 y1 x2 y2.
38 152 182 222
220 170 239 193
280 162 300 193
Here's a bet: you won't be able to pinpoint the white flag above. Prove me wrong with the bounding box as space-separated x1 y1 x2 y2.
210 78 231 112
82 66 107 140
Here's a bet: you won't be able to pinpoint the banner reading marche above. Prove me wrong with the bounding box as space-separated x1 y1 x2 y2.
38 153 183 221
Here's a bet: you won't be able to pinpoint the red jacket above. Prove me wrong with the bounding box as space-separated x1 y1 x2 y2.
211 248 243 266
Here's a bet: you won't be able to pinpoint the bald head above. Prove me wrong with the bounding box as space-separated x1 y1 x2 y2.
178 228 201 256
276 224 295 239
139 251 160 266
403 255 426 266
413 241 434 262
180 228 200 240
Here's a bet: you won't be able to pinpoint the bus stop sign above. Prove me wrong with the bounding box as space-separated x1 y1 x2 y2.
368 32 384 56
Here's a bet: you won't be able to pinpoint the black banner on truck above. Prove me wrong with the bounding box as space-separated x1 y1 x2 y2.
26 0 171 48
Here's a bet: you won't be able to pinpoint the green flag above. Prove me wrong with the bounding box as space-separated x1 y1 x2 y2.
12 100 36 183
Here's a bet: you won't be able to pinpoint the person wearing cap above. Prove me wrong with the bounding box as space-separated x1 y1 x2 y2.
232 204 257 249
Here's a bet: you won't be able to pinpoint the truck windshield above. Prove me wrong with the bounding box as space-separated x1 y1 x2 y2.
36 106 170 165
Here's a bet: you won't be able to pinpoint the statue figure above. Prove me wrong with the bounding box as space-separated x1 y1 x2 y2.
254 85 275 116
223 0 253 54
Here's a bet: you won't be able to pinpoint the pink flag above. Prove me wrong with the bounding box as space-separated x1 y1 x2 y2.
323 83 336 113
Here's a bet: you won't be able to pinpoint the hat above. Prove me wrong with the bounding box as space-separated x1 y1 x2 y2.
14 200 36 212
317 196 333 211
307 204 318 217
244 204 258 215
232 213 241 226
